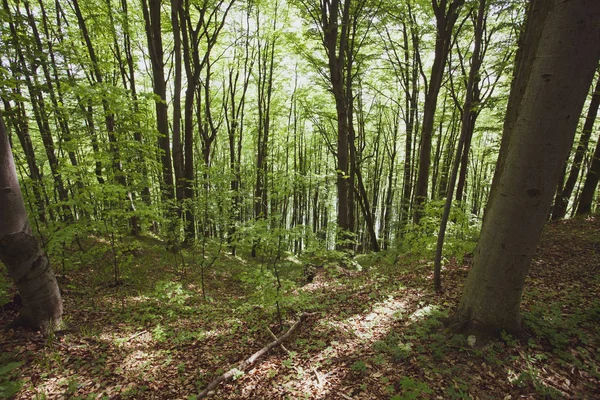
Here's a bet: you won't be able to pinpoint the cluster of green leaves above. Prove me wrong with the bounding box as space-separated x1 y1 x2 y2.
402 200 480 261
0 359 23 398
523 298 600 381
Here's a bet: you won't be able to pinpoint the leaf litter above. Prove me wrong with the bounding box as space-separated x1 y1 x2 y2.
0 217 599 399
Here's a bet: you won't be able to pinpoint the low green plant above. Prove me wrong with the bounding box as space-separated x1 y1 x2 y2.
350 360 368 374
0 361 23 398
445 378 472 399
391 376 433 399
373 333 413 362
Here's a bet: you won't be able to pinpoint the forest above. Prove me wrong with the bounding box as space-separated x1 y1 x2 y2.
1 0 600 398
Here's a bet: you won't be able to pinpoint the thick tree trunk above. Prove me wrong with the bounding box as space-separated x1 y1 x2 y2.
0 109 62 333
450 0 600 335
1 98 46 223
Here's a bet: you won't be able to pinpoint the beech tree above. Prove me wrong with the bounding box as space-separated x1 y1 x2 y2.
413 0 464 224
0 109 62 332
450 0 600 335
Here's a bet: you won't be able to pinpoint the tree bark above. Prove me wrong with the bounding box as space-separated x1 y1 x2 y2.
142 0 175 201
0 109 62 333
434 0 486 292
552 73 600 219
575 132 600 215
413 0 464 224
450 0 600 335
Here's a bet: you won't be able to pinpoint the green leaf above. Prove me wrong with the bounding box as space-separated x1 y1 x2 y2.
0 362 23 376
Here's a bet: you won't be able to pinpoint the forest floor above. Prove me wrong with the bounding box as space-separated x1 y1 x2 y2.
1 217 600 399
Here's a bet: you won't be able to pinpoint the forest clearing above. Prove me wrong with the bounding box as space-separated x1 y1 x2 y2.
1 217 599 399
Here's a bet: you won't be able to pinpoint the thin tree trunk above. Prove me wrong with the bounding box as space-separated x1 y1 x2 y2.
142 0 175 202
576 131 600 215
413 0 464 224
552 73 600 219
434 0 486 291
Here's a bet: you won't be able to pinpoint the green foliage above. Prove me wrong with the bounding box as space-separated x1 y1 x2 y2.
350 360 368 374
154 281 191 307
0 272 10 306
0 360 23 398
373 332 414 362
444 378 471 399
390 377 433 400
402 200 480 260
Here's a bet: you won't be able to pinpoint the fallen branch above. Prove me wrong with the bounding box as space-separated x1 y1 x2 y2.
126 330 148 343
198 312 314 398
267 326 290 354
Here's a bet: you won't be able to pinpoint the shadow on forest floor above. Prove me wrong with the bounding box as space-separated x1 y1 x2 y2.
1 217 599 399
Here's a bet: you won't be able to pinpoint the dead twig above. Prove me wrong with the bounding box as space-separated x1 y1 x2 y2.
126 330 148 342
197 312 314 398
267 326 290 354
313 367 322 387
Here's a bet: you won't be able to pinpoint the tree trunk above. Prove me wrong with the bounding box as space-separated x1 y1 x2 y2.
171 0 185 208
1 98 47 223
413 0 465 224
450 0 600 335
434 0 486 292
552 73 600 219
576 132 600 215
142 0 174 201
72 0 125 187
0 109 62 333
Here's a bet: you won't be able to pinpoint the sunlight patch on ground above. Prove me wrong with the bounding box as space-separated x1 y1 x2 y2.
121 349 160 375
262 296 410 398
300 279 333 291
409 304 440 321
340 296 408 340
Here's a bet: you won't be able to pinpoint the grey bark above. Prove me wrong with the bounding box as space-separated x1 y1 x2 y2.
450 0 600 335
0 109 62 333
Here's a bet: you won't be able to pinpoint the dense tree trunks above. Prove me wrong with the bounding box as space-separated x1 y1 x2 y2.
451 0 600 335
121 0 151 208
349 119 379 252
576 132 600 215
454 114 476 202
552 74 600 219
312 0 354 242
142 0 174 201
171 0 184 207
26 0 79 174
381 105 399 249
400 4 420 234
0 109 62 333
225 14 254 254
72 0 124 187
254 8 277 230
3 0 71 219
433 0 486 292
413 0 464 224
179 0 203 241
